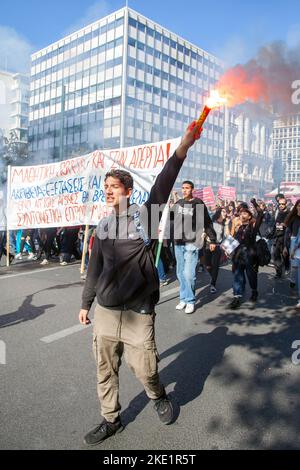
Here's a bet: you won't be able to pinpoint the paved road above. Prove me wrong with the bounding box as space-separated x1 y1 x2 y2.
1 259 300 450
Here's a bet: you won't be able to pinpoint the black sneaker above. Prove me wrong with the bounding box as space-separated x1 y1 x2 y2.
83 418 123 446
153 392 173 425
249 291 258 309
290 281 296 289
229 297 241 309
249 291 258 302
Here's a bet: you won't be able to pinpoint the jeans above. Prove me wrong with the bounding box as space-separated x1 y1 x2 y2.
290 236 300 299
232 257 258 297
175 243 199 304
273 237 289 276
157 258 166 281
204 246 222 287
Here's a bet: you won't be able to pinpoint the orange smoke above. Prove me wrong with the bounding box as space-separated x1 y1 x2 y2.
217 65 269 108
215 41 300 112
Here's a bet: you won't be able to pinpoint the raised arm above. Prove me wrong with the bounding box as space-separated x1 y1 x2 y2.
145 122 202 207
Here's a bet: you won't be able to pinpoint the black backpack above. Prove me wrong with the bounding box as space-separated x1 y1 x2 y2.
256 237 271 267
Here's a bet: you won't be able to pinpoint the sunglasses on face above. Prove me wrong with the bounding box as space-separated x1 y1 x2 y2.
279 204 286 206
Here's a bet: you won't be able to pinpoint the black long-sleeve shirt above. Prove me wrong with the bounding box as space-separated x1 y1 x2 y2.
232 208 263 265
173 198 216 246
284 215 300 249
82 151 184 313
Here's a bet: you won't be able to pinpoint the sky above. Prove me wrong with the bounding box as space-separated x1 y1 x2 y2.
0 0 300 72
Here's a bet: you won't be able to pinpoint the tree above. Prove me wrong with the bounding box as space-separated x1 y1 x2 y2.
0 129 28 183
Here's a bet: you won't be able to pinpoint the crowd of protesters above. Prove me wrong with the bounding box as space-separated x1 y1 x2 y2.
0 191 299 309
0 226 85 268
155 190 300 311
1 119 299 446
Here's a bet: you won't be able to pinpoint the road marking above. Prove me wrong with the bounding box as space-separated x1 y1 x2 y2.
159 282 209 300
159 286 179 299
0 264 78 280
39 284 209 344
40 322 93 343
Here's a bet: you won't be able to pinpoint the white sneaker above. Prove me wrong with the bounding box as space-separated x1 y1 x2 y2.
175 301 186 310
210 285 217 293
27 253 36 260
296 300 300 309
60 261 68 266
185 303 195 314
40 259 49 265
15 253 22 260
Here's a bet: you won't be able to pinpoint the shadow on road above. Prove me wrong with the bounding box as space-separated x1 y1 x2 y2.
121 327 229 427
0 294 55 328
0 282 82 329
122 270 300 449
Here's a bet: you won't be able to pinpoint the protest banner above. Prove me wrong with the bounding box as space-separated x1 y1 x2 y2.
193 187 215 206
7 137 180 230
217 185 236 201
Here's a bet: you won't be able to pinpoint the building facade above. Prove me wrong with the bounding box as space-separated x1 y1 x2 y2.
273 113 300 186
0 71 29 182
0 70 14 135
29 7 225 190
224 105 274 200
0 71 29 142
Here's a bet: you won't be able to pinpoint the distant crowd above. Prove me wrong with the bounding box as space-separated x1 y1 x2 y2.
0 191 299 308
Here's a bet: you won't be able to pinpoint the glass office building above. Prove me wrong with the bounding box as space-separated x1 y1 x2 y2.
29 7 224 189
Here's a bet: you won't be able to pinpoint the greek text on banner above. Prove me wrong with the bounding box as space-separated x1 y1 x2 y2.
7 137 180 230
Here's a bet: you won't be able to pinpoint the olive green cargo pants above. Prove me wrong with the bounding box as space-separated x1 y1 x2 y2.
93 304 164 422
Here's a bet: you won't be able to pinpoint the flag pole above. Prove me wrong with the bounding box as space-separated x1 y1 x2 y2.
6 228 10 267
80 225 89 275
155 196 171 267
6 165 11 267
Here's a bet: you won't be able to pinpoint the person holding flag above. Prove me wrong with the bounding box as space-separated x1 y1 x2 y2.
172 180 217 314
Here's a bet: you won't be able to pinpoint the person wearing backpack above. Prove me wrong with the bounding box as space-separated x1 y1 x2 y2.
204 207 230 293
229 198 263 310
267 197 290 279
284 200 300 307
78 121 202 446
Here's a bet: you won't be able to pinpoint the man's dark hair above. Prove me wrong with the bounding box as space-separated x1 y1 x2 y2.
275 193 285 202
104 169 133 190
182 180 194 189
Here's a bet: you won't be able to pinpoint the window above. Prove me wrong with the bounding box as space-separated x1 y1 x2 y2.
137 22 145 33
129 17 137 28
128 37 136 47
146 26 154 37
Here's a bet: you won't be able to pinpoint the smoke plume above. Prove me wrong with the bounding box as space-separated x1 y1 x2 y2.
0 26 33 73
218 41 300 114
